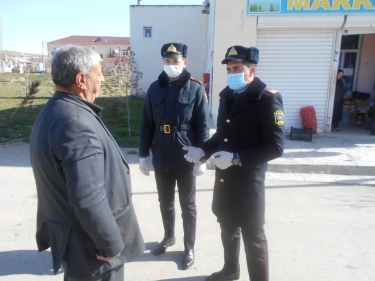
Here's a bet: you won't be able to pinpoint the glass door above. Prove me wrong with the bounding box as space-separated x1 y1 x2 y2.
339 35 362 92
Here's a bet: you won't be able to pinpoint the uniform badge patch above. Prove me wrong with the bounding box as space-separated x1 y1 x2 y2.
274 110 285 126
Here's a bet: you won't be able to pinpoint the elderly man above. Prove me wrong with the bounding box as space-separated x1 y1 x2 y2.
184 46 284 281
139 43 209 269
30 45 144 281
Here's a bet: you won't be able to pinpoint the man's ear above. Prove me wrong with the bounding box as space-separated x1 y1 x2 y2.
76 73 87 89
183 59 188 67
249 66 256 76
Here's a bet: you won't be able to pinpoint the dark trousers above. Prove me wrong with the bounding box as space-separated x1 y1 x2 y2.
220 222 269 281
63 264 124 281
332 101 343 129
154 168 197 250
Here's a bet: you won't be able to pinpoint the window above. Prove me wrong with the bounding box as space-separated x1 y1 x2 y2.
341 35 360 49
144 27 152 38
108 49 117 58
122 50 129 56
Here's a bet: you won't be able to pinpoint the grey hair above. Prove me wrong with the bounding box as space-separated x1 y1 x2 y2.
51 45 101 87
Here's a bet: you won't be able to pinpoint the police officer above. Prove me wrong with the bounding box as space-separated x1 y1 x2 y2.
183 45 284 280
139 43 210 269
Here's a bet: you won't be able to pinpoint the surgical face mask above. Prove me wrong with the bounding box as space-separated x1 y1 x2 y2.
164 65 182 78
227 73 248 91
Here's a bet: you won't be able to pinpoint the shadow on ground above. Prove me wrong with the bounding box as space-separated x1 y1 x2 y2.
0 250 62 276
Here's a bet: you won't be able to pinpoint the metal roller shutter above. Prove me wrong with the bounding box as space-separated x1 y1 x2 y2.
256 29 336 133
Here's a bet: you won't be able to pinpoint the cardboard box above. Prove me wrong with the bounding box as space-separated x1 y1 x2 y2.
355 99 370 106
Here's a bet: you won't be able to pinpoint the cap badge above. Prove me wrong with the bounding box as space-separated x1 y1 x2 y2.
167 44 177 53
228 47 238 56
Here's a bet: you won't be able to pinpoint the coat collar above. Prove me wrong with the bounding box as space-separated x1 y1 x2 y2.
52 91 129 168
158 68 191 89
53 91 103 117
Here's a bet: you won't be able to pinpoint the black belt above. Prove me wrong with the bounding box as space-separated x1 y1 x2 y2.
159 124 192 133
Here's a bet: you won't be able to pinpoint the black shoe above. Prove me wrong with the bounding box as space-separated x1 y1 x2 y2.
205 270 240 281
153 237 176 255
182 249 194 269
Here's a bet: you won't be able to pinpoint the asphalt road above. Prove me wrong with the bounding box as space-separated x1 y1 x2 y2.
0 144 374 280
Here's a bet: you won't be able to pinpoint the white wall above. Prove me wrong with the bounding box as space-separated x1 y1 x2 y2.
130 5 208 92
211 0 257 120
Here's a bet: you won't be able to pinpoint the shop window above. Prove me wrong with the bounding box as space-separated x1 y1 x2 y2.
144 27 152 38
341 35 360 49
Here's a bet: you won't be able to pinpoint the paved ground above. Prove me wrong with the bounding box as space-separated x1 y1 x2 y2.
1 128 375 280
268 126 375 178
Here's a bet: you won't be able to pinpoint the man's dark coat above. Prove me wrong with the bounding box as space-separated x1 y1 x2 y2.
30 92 144 278
201 77 284 228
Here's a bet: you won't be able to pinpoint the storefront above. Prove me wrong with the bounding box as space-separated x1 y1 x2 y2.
208 0 375 133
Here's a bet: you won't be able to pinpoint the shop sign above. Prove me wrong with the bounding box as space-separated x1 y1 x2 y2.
248 0 375 14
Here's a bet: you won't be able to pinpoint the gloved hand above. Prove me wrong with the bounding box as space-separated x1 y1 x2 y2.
212 151 233 170
139 158 150 176
182 146 205 163
193 161 206 176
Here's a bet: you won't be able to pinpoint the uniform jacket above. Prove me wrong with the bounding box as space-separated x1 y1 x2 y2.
30 92 144 278
139 69 210 171
201 77 284 227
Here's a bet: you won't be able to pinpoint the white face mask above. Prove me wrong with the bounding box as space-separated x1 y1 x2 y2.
164 65 182 78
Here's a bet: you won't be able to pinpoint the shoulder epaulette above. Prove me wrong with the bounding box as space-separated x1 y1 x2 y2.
265 88 278 95
190 77 202 85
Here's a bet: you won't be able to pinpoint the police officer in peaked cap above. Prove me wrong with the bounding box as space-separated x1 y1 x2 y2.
139 43 210 269
183 45 285 281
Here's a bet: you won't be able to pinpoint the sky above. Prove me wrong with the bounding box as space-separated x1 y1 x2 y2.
0 0 204 55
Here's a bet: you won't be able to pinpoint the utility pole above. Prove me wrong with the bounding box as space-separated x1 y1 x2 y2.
42 41 45 73
118 45 121 88
25 63 30 96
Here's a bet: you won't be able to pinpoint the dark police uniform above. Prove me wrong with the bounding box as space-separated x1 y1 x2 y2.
139 43 209 257
201 46 284 281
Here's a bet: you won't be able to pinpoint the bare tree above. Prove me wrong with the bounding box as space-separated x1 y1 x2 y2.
104 47 142 137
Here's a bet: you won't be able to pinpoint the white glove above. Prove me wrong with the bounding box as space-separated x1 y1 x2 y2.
182 146 205 163
139 158 150 176
212 151 233 170
193 161 206 176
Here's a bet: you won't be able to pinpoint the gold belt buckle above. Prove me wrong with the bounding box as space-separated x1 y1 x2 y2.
164 125 171 133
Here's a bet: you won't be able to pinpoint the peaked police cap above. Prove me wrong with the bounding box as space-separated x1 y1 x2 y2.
221 45 259 65
161 43 188 58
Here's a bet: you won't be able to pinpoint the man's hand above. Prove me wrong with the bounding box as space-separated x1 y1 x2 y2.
212 151 233 170
139 158 150 176
183 146 204 163
96 252 120 261
193 161 206 176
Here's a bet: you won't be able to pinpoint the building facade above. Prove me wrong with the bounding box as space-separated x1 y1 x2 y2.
130 0 375 133
47 36 130 75
129 5 210 94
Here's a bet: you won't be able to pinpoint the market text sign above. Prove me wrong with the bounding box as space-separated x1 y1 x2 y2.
248 0 375 14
